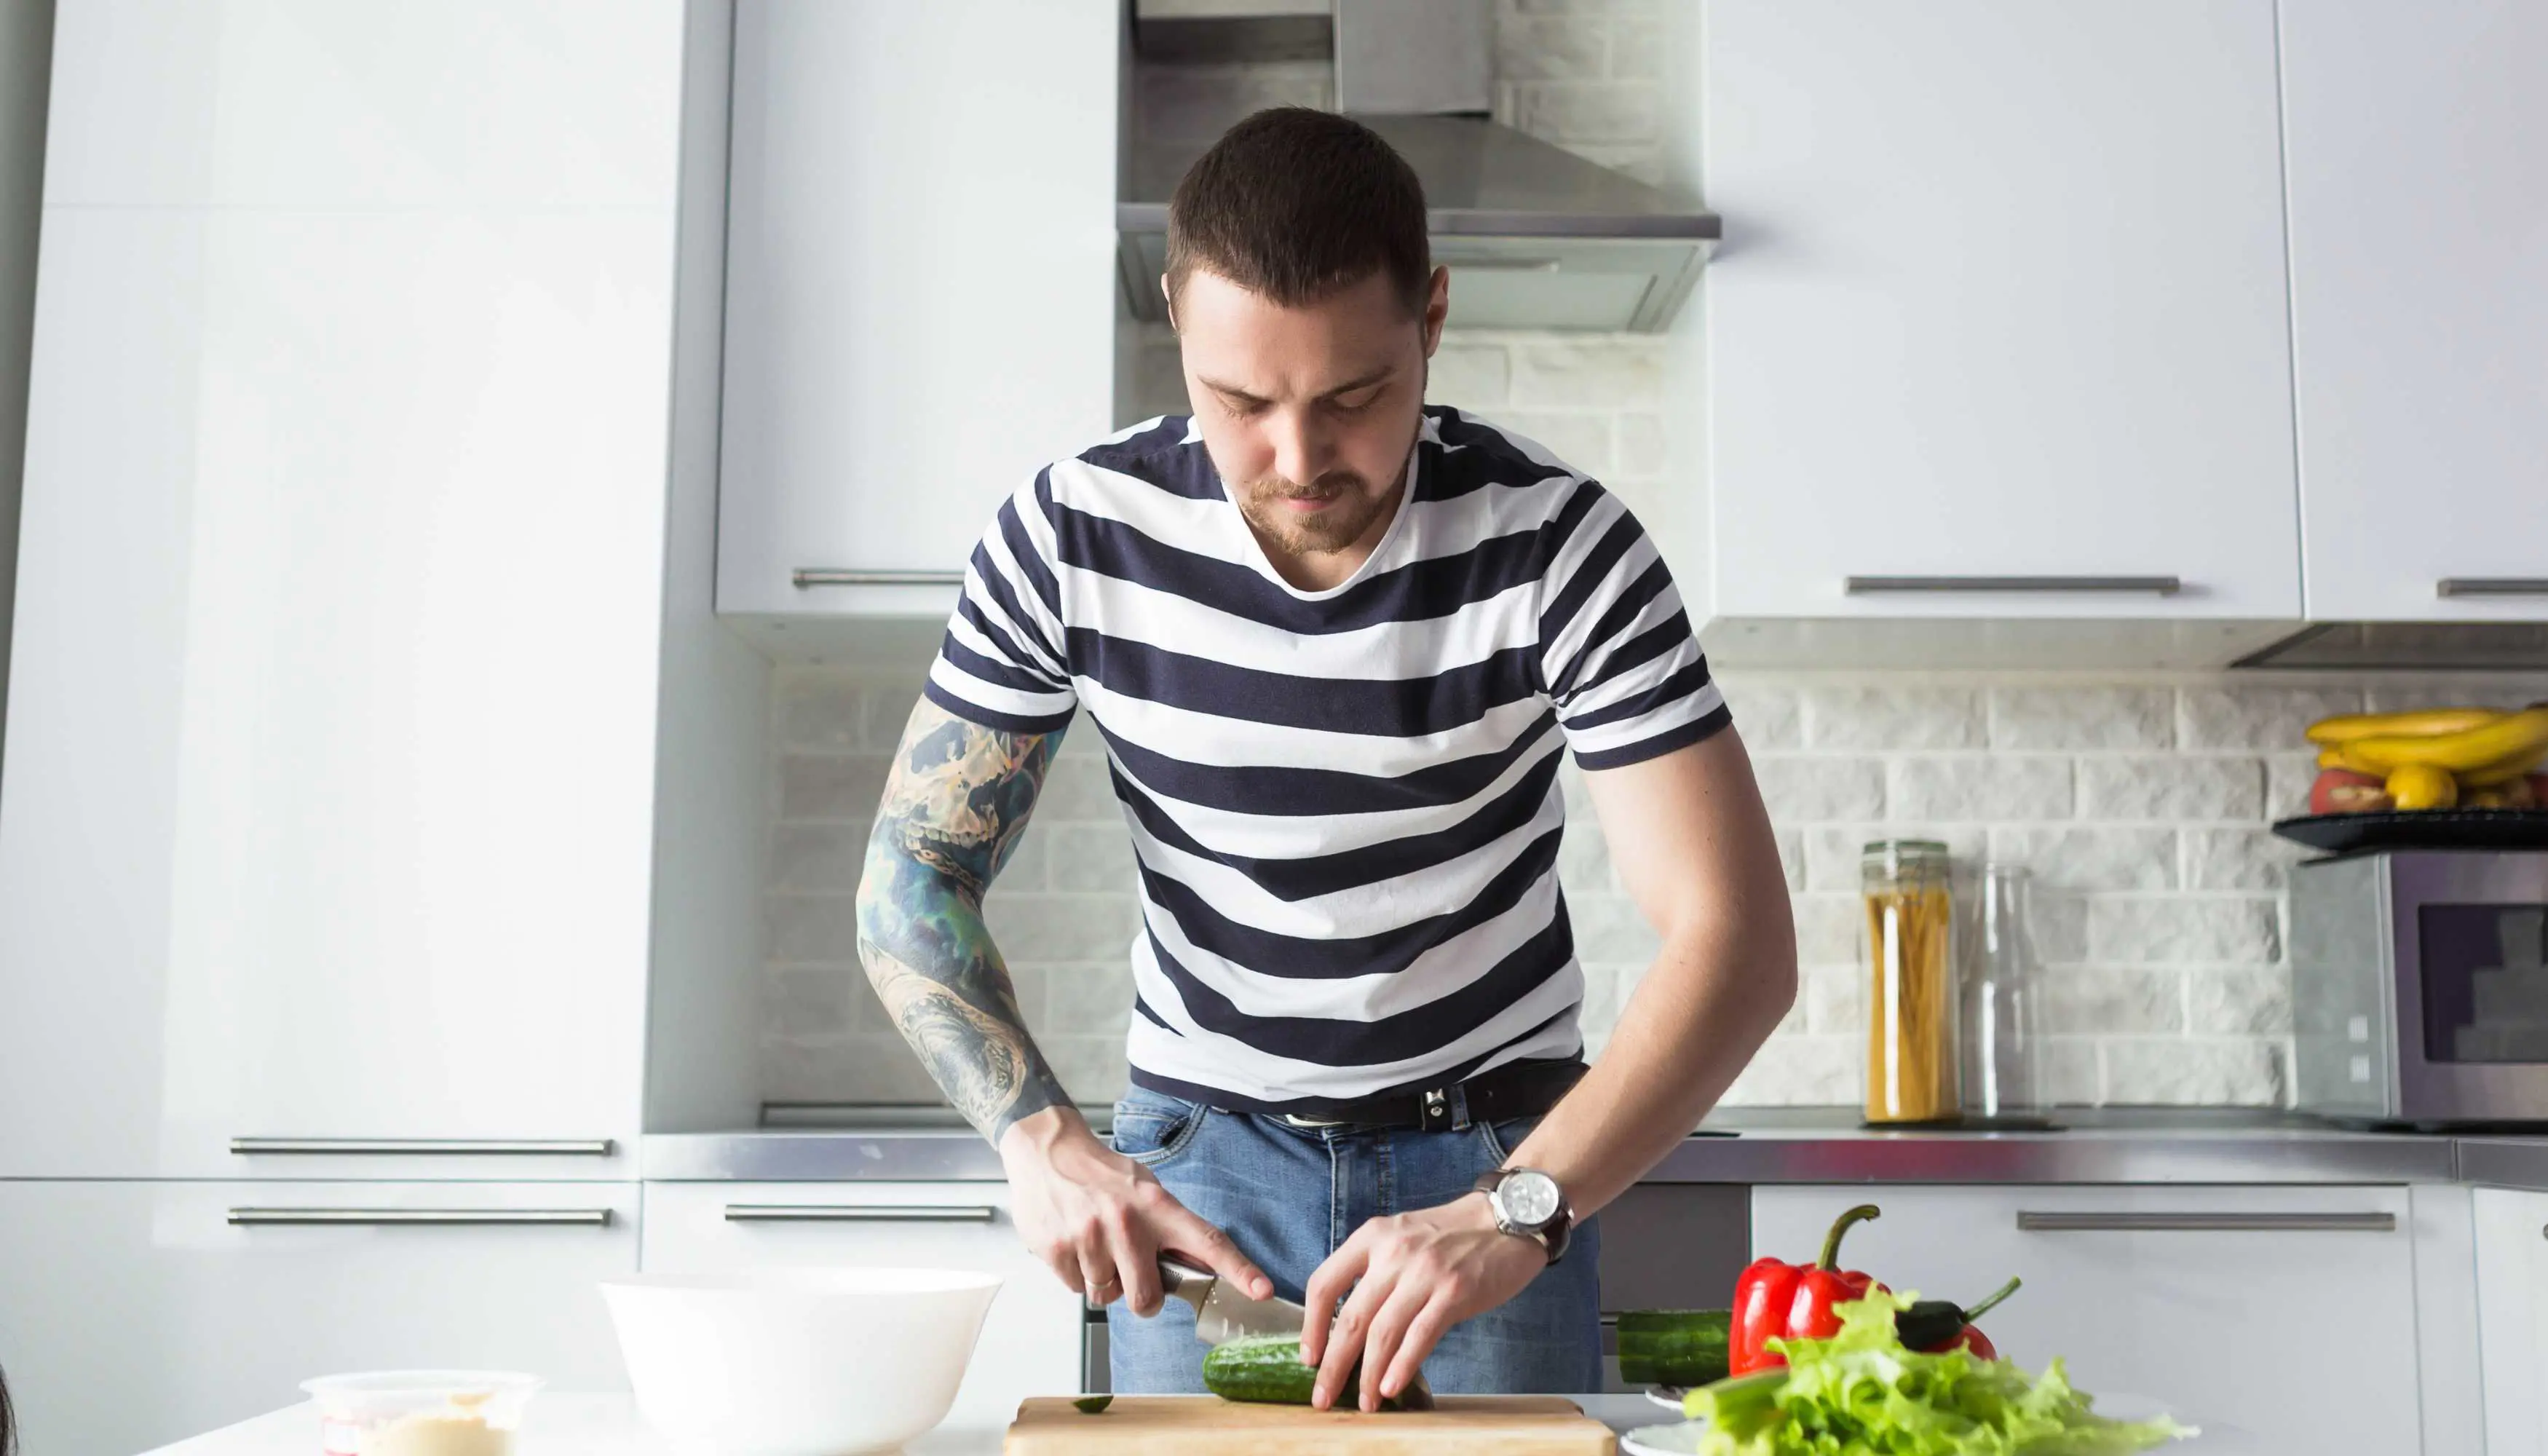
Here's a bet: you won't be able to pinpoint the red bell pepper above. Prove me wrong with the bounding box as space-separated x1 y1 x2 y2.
1729 1203 1883 1374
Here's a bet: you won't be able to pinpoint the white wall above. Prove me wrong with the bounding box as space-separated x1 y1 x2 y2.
0 0 52 767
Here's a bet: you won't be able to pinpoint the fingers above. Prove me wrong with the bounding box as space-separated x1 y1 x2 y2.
1301 1235 1372 1371
1074 1242 1115 1310
1358 1279 1437 1413
1156 1200 1273 1301
1107 1216 1164 1317
1381 1297 1455 1400
1314 1262 1393 1412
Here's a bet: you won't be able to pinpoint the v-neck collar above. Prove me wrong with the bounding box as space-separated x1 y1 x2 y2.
1226 429 1425 604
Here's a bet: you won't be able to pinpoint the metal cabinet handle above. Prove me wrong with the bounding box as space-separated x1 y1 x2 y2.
1845 575 2183 596
792 569 966 589
723 1203 999 1224
231 1137 615 1157
228 1208 614 1227
2437 578 2548 598
2017 1211 2394 1233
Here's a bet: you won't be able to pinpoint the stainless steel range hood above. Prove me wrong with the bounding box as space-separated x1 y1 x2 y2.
1119 0 1719 333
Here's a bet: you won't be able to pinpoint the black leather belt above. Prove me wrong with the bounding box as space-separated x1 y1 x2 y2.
1271 1059 1588 1133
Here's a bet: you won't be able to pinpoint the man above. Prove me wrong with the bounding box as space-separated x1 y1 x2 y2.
855 108 1795 1409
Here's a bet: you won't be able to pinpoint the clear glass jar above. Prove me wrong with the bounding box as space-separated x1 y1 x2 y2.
1964 863 2049 1121
1862 839 1958 1124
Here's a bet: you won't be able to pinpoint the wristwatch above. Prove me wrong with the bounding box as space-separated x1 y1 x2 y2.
1473 1166 1572 1265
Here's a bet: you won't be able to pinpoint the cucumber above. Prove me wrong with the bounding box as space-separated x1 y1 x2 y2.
1200 1334 1401 1409
1615 1308 1733 1387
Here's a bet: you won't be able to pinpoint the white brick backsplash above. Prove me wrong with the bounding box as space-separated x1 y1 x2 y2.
1507 80 1660 145
2043 967 2184 1035
1575 902 1661 964
1802 964 1865 1036
1037 962 1136 1036
2185 967 2292 1036
1791 894 1861 968
1616 413 1666 478
779 755 893 821
1607 15 1664 80
1035 751 1121 823
1046 823 1139 894
1802 825 1985 893
778 671 894 751
2076 755 2263 821
2183 828 2302 892
1046 1036 1133 1104
2177 687 2366 750
984 893 1139 962
2102 1037 2285 1107
1491 410 1613 475
1889 756 2072 821
1559 824 1621 898
1720 1034 1857 1107
2032 892 2090 965
1509 0 1661 14
1428 342 1513 408
1495 14 1608 79
767 964 858 1040
767 893 858 963
1720 681 1802 749
2087 897 2279 966
1985 826 2175 893
1510 338 1665 407
2263 753 2322 819
1773 828 1804 893
1803 687 1983 750
769 823 869 893
1754 756 1886 822
1987 687 2174 750
2041 1039 2102 1105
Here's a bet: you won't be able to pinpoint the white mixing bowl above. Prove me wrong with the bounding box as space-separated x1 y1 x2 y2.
600 1267 1002 1456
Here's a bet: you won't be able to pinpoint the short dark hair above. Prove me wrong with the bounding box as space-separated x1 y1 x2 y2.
1166 108 1431 318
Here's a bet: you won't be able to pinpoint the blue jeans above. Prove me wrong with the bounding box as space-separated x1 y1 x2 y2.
1104 1084 1602 1394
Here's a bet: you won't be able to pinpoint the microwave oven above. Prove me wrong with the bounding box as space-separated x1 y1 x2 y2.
2292 849 2548 1126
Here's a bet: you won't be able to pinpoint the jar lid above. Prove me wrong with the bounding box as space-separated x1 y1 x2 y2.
1861 838 1950 858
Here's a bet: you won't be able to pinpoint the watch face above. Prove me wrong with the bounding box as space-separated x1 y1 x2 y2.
1499 1169 1562 1227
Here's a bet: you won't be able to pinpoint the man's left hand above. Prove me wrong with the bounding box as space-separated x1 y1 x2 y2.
1299 1191 1549 1411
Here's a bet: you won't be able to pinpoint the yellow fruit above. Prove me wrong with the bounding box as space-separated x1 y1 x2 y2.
2306 707 2505 745
2319 744 2386 775
2461 753 2548 789
2343 706 2548 775
2388 763 2460 811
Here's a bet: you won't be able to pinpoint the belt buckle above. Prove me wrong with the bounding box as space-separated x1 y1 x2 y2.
1420 1085 1452 1131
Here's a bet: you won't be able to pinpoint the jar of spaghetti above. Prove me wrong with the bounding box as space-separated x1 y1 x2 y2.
1862 840 1958 1124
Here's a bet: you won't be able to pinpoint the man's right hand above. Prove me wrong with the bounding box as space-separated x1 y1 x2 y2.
998 1104 1272 1316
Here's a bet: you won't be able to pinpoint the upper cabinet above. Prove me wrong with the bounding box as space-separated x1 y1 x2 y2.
0 1 685 1178
1694 1 2303 635
2281 0 2548 622
714 0 1120 622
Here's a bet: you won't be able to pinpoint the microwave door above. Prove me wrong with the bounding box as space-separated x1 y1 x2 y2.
2392 855 2548 1125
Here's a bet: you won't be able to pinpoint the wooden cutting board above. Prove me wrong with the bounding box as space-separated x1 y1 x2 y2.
1005 1394 1618 1455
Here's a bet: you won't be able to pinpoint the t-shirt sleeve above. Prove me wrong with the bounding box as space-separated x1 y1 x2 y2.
1537 483 1731 770
922 470 1078 735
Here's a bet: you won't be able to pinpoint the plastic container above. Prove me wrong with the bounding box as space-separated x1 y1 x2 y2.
1963 862 2050 1122
1861 839 1958 1124
299 1372 542 1456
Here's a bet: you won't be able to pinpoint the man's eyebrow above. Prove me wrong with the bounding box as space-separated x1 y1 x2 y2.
1196 375 1270 405
1195 367 1397 405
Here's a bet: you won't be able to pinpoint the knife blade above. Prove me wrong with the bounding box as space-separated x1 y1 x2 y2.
1156 1255 1436 1409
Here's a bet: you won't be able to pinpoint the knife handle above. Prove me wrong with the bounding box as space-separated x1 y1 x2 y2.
1158 1254 1215 1317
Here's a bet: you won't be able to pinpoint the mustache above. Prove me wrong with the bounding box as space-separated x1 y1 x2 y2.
1246 471 1369 500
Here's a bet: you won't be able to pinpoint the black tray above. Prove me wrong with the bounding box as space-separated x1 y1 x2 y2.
2272 810 2548 855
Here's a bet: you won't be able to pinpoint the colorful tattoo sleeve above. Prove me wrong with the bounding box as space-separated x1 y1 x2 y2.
855 697 1069 1142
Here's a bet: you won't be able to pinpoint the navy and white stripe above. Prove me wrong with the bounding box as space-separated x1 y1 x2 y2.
928 407 1730 1110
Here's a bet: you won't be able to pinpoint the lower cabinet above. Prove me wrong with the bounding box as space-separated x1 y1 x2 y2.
1751 1184 2418 1456
0 1180 638 1456
640 1182 1084 1427
2477 1187 2548 1455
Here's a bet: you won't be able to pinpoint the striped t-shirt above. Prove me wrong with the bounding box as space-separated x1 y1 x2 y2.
927 406 1730 1111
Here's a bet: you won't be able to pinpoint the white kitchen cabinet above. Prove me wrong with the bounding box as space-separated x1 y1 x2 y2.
2280 0 2548 621
1695 1 2301 628
1752 1184 2417 1455
714 0 1119 622
2477 1188 2548 1453
0 1180 638 1456
643 1182 1087 1424
0 2 683 1178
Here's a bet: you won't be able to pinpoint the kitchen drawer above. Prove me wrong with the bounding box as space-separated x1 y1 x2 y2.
1753 1184 2415 1456
641 1182 1084 1422
0 1179 636 1456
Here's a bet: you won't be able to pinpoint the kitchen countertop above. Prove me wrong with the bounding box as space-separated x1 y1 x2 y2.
644 1106 2493 1186
143 1392 1689 1456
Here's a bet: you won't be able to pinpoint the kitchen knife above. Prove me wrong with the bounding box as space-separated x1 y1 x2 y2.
1157 1255 1436 1409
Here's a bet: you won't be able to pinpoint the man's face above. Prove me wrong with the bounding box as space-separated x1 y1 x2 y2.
1169 266 1449 567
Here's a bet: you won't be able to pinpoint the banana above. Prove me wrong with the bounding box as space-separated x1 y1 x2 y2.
2318 744 2387 776
2306 706 2504 745
2388 762 2460 811
2461 753 2548 789
2341 705 2548 775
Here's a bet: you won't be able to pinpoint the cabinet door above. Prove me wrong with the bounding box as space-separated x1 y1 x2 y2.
1699 1 2300 622
1752 1185 2416 1455
714 0 1119 619
2282 0 2548 620
2477 1188 2548 1454
643 1182 1086 1424
0 205 667 1178
0 1180 637 1456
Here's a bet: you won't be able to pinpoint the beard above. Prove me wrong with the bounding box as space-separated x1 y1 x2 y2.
1230 467 1403 558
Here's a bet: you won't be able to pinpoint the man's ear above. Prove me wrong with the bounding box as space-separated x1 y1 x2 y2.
1159 273 1177 333
1421 265 1449 355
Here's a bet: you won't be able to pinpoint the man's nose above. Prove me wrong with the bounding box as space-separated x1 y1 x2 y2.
1267 408 1332 490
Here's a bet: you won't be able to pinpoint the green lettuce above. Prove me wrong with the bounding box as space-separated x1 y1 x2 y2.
1682 1289 2192 1455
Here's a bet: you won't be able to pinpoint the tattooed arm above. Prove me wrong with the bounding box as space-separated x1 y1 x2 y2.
856 697 1270 1314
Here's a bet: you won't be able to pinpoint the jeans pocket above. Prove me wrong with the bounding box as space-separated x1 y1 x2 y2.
1478 1115 1539 1168
1110 1091 1208 1168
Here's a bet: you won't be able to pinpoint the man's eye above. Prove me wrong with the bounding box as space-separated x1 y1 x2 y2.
1222 396 1269 419
1329 391 1380 415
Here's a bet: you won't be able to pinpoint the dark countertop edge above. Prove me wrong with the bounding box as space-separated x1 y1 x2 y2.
640 1119 2470 1187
